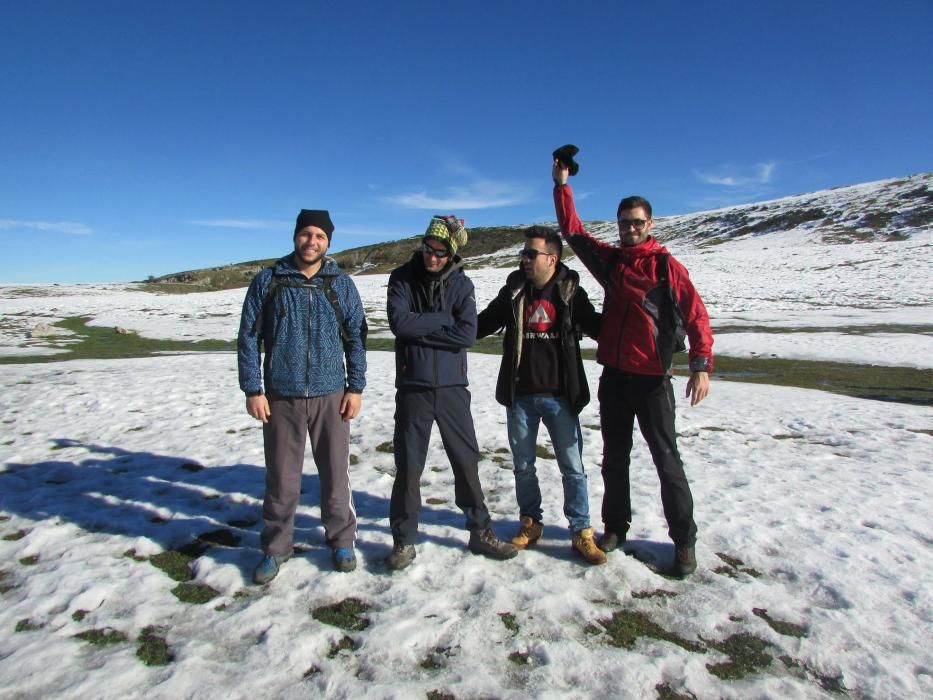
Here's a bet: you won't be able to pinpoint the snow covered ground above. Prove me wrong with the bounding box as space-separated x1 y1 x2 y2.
1 222 932 698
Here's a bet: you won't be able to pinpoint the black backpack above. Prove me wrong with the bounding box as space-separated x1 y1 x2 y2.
643 254 687 372
252 272 367 350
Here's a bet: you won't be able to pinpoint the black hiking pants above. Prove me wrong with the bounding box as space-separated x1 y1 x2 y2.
598 368 697 547
390 385 491 545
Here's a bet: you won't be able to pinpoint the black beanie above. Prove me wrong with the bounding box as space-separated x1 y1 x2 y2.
294 209 335 241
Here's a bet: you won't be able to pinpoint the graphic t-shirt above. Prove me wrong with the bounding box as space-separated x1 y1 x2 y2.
515 281 563 397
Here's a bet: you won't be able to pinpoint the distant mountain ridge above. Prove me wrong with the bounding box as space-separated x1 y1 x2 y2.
143 173 932 292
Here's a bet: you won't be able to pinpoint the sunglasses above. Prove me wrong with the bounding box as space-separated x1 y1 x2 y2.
422 242 450 259
519 249 554 260
618 218 649 230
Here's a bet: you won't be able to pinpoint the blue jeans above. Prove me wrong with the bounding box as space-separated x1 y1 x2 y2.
506 394 590 533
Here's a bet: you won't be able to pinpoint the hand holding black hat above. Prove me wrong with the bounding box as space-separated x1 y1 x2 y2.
552 144 580 176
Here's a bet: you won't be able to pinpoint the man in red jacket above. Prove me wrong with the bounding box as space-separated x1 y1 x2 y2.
551 159 713 576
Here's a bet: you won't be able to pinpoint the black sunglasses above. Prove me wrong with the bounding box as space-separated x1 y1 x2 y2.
519 249 553 260
618 218 648 230
422 242 451 259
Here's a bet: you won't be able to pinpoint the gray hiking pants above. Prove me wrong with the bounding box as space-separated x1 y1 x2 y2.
260 392 356 555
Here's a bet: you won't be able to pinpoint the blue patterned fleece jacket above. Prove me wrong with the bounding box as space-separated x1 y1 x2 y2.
237 255 367 397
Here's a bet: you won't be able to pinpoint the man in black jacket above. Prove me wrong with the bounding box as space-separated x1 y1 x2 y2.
385 215 517 570
477 226 606 564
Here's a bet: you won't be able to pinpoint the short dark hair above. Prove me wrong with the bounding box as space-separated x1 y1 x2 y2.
524 225 562 260
617 195 652 220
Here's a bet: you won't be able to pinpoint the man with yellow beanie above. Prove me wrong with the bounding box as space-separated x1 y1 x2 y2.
385 215 517 570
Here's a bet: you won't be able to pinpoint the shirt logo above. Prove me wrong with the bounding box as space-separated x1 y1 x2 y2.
525 299 556 333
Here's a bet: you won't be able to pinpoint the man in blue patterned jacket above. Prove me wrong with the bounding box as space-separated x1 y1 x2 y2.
238 209 367 582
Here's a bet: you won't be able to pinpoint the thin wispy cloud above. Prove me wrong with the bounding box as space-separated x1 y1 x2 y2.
386 182 531 210
0 219 93 235
186 219 287 230
694 161 777 187
385 153 532 210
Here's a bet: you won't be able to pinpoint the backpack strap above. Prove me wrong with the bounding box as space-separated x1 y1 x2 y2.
253 269 366 350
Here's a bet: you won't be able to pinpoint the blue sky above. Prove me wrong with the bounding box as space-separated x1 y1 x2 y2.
2 1 931 283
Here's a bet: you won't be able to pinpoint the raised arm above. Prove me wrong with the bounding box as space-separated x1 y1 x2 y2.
552 160 618 287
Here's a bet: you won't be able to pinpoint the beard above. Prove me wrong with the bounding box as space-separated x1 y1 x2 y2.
295 243 326 267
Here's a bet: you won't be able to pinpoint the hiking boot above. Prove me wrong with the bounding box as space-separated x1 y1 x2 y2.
572 527 608 565
468 528 518 560
252 551 291 584
332 546 357 573
386 542 416 571
511 516 543 549
674 544 697 576
597 530 624 553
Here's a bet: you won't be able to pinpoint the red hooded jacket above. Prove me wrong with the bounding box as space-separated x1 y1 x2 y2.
554 183 714 376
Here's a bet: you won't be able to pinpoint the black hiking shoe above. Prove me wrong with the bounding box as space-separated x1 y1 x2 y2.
597 531 624 553
674 544 697 576
468 528 518 560
386 542 416 571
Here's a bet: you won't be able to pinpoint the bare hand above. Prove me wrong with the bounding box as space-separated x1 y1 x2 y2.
340 392 362 421
685 371 710 406
246 394 271 423
552 159 569 186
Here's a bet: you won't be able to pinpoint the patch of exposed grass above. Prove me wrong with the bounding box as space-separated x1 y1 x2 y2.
535 444 556 459
705 632 773 680
655 683 696 700
499 612 519 634
15 619 42 632
0 515 10 522
597 609 704 653
0 569 15 594
123 548 148 562
197 529 240 547
752 608 808 638
18 555 39 566
426 691 456 700
632 589 678 600
349 453 360 465
420 654 444 670
137 626 173 666
3 530 26 541
150 550 195 582
425 497 447 505
74 628 128 645
709 355 933 406
0 316 235 365
327 635 360 658
72 610 88 622
171 582 219 604
312 597 371 631
376 441 394 453
508 651 531 666
714 552 763 578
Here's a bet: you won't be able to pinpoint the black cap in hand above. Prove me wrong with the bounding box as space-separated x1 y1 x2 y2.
552 144 580 176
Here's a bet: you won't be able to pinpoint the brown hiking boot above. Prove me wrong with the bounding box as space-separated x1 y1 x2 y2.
572 527 608 565
468 528 518 560
510 516 543 549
